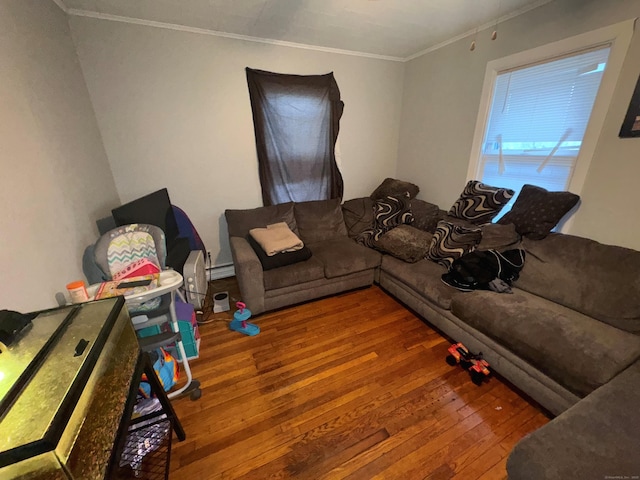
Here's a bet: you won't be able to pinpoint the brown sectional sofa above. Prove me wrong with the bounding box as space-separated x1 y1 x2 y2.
226 195 640 479
381 232 640 413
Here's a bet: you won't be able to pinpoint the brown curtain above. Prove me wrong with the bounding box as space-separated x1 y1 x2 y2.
246 68 344 206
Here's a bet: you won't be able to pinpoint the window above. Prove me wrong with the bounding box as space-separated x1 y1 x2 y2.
480 47 610 217
246 68 344 206
467 20 634 222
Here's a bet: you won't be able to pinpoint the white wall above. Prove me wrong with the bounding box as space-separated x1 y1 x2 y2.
397 0 640 250
68 17 405 267
9 1 635 314
0 1 119 311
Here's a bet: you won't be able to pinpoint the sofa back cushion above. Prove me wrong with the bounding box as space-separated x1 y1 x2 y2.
225 202 298 238
516 234 640 333
294 198 348 244
342 197 375 239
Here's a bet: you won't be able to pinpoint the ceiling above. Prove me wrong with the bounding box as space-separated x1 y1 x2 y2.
59 0 553 60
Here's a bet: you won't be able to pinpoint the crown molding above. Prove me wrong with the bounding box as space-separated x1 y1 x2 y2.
66 8 405 62
404 0 555 61
63 0 555 62
52 0 68 13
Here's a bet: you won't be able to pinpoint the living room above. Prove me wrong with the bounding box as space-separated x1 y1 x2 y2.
1 0 640 477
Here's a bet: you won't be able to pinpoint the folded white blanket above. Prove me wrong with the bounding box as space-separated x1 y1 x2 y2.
249 222 304 256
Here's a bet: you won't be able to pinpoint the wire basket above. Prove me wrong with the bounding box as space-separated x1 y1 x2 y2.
113 415 172 480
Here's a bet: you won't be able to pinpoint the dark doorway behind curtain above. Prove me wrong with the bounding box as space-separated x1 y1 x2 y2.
246 68 344 206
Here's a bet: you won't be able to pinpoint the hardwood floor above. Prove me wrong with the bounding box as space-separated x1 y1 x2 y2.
169 281 549 479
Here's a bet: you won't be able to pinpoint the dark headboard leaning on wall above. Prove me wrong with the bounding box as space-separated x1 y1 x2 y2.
110 188 191 273
112 188 179 244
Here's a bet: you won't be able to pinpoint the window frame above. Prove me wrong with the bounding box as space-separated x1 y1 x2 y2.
466 19 635 230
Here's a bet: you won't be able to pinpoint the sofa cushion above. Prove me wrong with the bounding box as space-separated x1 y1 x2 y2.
507 360 640 480
517 234 640 333
342 197 375 239
410 199 442 233
427 220 482 269
381 256 458 310
376 225 433 263
247 234 312 271
498 184 579 239
294 199 348 244
448 180 514 225
262 256 325 290
309 238 382 279
225 202 298 238
370 177 419 201
451 289 640 397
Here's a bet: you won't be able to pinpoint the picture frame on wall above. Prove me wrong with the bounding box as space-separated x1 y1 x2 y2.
619 72 640 138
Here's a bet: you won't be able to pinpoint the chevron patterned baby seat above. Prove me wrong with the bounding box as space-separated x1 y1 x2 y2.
96 224 167 312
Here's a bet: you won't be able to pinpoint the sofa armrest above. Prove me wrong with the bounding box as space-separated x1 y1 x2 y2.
229 236 265 314
507 360 640 479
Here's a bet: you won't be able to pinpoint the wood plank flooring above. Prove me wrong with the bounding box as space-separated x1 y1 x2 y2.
169 281 549 479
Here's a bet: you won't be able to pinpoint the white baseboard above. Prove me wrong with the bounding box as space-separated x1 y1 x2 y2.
207 264 235 281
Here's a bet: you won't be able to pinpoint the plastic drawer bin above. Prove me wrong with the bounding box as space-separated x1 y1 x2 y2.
167 320 200 360
136 324 162 338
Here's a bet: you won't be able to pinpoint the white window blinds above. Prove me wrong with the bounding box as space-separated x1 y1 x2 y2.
479 45 611 217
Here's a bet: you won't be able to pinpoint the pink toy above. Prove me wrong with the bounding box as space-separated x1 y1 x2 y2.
230 301 259 336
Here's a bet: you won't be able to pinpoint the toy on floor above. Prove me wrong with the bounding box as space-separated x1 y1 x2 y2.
446 342 491 385
229 301 260 336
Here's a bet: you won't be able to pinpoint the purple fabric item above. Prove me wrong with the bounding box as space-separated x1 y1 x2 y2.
172 205 206 255
175 295 195 322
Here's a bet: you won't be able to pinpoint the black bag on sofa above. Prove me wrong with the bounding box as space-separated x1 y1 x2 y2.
441 249 525 292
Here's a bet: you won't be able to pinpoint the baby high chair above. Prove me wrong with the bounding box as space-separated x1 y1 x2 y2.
87 223 201 401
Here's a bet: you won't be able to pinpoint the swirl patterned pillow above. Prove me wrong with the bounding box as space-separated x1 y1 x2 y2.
355 192 414 248
355 228 383 248
374 192 414 231
427 220 483 269
449 180 514 225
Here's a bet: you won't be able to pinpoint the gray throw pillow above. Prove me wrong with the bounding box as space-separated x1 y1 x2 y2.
410 199 443 233
449 180 514 225
427 220 482 269
498 184 580 239
477 223 521 251
370 178 420 201
377 225 433 263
